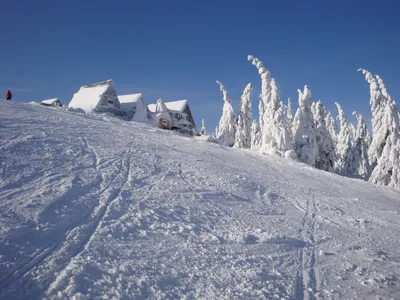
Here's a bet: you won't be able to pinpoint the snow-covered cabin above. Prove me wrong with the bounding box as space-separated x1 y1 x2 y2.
40 98 62 107
69 80 121 115
148 99 196 135
118 93 149 122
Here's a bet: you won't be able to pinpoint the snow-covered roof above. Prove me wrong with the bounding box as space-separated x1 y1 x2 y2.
118 93 144 104
118 93 144 113
148 99 188 113
69 80 119 113
41 98 60 105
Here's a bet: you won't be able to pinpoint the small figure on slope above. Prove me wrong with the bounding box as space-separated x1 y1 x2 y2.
6 90 12 101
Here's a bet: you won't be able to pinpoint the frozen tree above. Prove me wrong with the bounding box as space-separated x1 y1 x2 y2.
334 102 354 175
311 101 317 117
235 83 253 148
216 80 236 147
313 101 336 171
293 85 318 165
258 95 265 133
350 111 371 179
251 120 261 148
200 119 207 135
326 111 338 144
247 55 293 156
286 98 294 141
155 98 171 129
359 69 400 187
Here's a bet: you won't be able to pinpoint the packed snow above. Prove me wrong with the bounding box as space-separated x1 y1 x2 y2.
1 100 400 300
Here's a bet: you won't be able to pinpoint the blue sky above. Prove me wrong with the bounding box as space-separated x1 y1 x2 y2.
1 0 399 131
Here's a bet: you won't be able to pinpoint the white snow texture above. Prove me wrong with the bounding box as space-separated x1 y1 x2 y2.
1 100 400 299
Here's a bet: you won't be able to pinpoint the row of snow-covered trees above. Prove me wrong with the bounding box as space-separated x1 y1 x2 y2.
214 56 400 188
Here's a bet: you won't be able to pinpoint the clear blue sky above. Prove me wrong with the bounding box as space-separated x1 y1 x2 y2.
1 0 399 131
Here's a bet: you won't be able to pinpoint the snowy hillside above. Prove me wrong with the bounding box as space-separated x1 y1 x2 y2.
0 100 399 300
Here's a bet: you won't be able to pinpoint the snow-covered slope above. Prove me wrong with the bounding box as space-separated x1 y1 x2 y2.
0 100 399 300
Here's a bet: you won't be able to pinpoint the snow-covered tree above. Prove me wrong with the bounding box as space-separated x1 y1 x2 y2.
155 98 171 129
313 100 336 171
293 85 318 165
258 94 265 137
251 120 261 148
234 83 253 148
326 111 338 144
359 69 400 187
334 102 354 175
286 98 294 141
350 111 371 179
247 55 293 156
200 119 207 135
216 80 236 147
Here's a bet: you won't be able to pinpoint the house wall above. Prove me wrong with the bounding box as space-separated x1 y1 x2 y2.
183 105 196 129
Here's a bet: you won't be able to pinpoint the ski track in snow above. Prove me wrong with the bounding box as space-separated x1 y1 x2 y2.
0 101 400 299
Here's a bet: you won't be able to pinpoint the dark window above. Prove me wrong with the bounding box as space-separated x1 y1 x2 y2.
108 100 113 104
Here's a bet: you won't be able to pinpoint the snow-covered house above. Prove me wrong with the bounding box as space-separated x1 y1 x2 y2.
69 80 121 115
118 93 149 122
148 99 196 135
40 98 62 107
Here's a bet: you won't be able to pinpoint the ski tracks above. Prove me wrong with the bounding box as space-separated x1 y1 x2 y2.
295 188 319 300
44 147 134 297
0 139 135 298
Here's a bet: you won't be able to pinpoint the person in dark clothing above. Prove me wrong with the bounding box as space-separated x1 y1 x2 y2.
6 90 12 101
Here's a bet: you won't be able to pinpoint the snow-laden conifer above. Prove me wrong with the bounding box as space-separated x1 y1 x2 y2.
314 101 336 171
293 86 318 165
286 98 294 142
247 55 293 156
351 111 371 179
155 98 171 129
334 102 354 174
359 69 400 187
234 83 253 148
216 80 236 147
251 120 261 148
326 111 338 144
200 119 207 135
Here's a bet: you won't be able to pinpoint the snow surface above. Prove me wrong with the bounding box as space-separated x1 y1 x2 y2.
148 100 188 113
1 99 400 299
